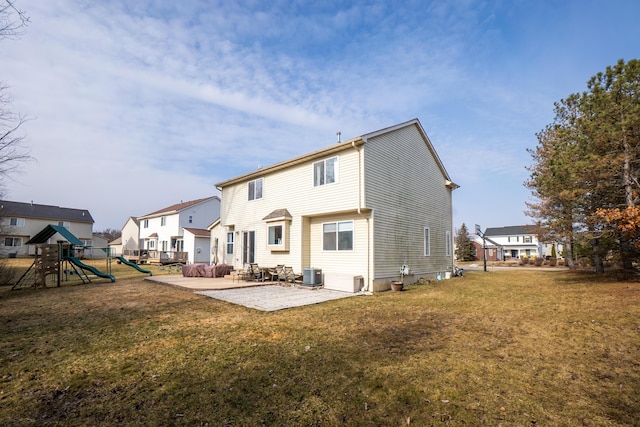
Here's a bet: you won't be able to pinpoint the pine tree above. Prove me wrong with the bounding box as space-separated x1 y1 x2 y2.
455 223 475 262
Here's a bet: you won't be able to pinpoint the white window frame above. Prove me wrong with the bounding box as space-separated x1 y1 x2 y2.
446 230 452 257
148 240 155 249
188 215 193 224
322 220 353 251
143 219 149 228
268 224 283 246
9 217 25 227
248 178 263 201
313 156 338 187
58 221 70 229
4 237 22 247
226 232 234 254
160 216 167 226
424 227 431 256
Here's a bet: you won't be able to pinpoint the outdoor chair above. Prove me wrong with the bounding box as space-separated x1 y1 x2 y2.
250 263 264 282
268 265 284 282
238 263 253 282
282 266 301 284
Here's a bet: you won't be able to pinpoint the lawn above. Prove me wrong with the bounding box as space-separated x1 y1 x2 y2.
0 268 638 426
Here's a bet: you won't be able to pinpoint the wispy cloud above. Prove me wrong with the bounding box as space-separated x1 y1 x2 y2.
1 0 638 229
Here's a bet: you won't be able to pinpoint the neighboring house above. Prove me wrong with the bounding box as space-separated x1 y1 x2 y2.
123 197 220 264
84 234 109 259
118 217 140 256
471 235 503 261
211 119 458 292
108 236 123 257
0 200 94 257
483 225 540 259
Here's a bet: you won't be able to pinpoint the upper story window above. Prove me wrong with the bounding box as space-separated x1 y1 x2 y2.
8 217 25 227
524 236 532 243
161 216 167 226
446 231 452 257
188 215 193 224
314 156 337 187
248 178 263 201
58 221 70 229
323 221 353 251
143 219 149 228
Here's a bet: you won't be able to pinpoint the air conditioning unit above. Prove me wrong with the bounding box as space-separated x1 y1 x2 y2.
302 268 322 287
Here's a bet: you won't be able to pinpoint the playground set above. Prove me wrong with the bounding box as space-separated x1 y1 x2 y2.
12 225 151 290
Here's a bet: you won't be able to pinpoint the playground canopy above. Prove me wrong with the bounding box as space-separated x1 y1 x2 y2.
25 224 83 246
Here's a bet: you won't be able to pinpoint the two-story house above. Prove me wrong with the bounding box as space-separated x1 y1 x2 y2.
482 225 539 259
121 196 220 264
0 200 94 257
211 119 458 292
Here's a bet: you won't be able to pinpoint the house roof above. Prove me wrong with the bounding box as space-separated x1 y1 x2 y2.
0 200 94 224
139 196 220 219
25 225 84 246
183 227 210 237
485 225 536 237
109 237 122 245
262 209 292 221
215 119 457 189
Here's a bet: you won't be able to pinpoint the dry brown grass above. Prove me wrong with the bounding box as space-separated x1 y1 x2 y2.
0 268 639 426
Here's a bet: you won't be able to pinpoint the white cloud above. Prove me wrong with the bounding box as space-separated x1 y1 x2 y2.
1 0 639 231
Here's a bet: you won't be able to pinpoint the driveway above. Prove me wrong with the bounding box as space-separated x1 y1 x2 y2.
145 275 361 311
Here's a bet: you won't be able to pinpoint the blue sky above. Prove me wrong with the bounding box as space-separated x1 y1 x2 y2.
2 0 639 232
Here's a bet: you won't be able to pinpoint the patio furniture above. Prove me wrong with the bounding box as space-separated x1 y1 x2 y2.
281 266 302 284
267 265 284 282
251 263 265 282
235 263 254 282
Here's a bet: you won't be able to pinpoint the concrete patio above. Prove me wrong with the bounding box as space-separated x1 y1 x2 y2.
145 275 362 311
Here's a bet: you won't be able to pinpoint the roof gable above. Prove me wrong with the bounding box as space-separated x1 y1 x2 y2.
140 196 219 219
215 118 457 189
0 200 94 223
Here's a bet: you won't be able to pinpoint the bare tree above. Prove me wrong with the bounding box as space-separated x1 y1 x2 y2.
0 0 28 40
0 0 30 196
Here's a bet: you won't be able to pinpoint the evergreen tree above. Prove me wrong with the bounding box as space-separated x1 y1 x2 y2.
455 223 475 261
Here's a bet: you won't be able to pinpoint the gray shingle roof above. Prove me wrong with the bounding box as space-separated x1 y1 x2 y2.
0 200 94 223
484 225 535 236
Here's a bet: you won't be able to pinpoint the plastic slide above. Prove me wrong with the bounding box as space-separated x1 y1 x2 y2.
67 257 116 282
117 256 152 276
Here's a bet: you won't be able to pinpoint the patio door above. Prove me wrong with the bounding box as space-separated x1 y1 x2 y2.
242 231 255 264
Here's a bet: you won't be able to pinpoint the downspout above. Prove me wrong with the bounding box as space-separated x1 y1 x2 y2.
353 140 371 292
352 140 362 214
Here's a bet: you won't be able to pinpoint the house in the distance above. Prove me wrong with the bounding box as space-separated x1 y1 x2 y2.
211 118 458 292
0 200 94 257
481 225 540 259
121 197 220 264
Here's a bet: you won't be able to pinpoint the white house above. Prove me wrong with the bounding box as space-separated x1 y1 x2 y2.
0 200 94 257
122 197 220 264
211 119 458 292
116 217 140 257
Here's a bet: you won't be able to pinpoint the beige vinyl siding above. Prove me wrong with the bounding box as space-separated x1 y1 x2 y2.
219 148 362 271
363 123 454 281
307 213 369 277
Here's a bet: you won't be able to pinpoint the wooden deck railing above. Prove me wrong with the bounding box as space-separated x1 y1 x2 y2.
122 249 188 264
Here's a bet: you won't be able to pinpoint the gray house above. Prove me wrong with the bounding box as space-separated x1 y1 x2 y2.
1 200 94 257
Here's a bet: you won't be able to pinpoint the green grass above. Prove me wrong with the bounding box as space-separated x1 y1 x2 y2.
0 269 639 426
